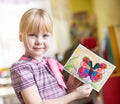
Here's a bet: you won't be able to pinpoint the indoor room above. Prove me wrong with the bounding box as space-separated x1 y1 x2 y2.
0 0 120 104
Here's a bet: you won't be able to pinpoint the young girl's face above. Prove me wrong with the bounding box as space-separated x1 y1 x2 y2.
19 9 53 60
23 31 52 60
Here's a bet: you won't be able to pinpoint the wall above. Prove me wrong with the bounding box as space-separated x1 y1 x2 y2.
92 0 120 45
69 0 94 15
50 0 95 54
51 0 72 54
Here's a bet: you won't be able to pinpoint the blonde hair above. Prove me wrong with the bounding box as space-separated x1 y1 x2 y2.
19 8 53 35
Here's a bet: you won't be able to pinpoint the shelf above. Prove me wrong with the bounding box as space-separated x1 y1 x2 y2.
0 78 11 85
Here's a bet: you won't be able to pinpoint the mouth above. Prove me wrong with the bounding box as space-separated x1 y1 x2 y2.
33 47 44 50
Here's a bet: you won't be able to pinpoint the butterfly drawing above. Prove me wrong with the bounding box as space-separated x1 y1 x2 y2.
78 56 107 82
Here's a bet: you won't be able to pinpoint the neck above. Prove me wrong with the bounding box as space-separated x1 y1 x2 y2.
25 53 43 62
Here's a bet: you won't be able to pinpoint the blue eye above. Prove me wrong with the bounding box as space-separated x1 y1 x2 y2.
43 34 50 38
28 34 37 37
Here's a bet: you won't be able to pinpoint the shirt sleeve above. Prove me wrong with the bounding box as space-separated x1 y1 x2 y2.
10 64 35 93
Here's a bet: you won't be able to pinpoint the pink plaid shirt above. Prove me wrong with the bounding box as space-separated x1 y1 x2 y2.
10 55 67 104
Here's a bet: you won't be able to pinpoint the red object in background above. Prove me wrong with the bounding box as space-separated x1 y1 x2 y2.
102 76 120 104
82 37 97 50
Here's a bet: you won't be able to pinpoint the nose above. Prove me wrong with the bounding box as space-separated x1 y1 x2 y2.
35 36 43 45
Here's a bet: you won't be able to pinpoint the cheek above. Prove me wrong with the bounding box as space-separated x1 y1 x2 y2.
45 39 51 47
24 38 34 48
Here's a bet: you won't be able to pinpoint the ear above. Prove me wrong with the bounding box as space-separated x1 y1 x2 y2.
19 34 23 42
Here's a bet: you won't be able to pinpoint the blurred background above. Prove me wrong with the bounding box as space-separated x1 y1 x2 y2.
0 0 120 104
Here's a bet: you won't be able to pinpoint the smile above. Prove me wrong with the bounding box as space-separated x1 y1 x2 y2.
33 47 44 50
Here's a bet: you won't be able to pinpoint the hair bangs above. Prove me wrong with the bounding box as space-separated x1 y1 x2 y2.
25 14 53 34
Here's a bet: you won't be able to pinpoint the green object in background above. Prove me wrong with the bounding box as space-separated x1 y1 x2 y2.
106 33 114 64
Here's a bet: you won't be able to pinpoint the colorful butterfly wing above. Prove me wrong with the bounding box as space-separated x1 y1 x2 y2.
94 63 106 74
90 71 102 82
95 68 105 74
78 58 91 78
80 61 90 69
78 67 89 78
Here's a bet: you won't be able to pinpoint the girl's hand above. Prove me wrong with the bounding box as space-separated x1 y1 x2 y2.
66 75 82 93
74 84 93 99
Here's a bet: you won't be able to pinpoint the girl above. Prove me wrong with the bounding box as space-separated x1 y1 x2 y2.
10 8 92 104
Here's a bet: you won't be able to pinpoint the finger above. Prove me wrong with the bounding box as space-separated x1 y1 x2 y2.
86 85 93 92
82 84 92 89
68 75 74 80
